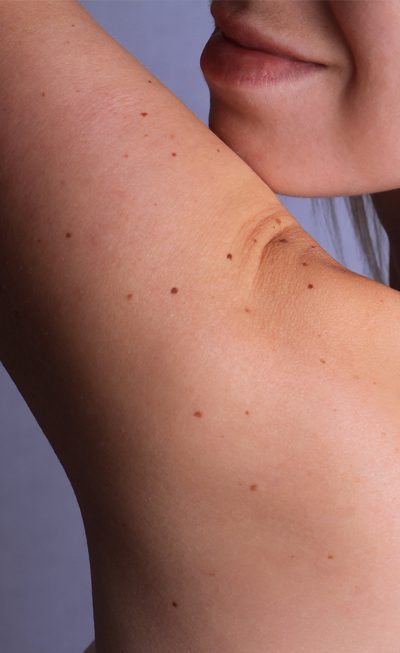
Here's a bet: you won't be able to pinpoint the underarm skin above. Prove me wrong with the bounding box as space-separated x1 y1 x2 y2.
0 3 296 651
0 0 291 456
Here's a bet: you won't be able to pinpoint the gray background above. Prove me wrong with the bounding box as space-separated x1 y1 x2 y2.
0 2 389 652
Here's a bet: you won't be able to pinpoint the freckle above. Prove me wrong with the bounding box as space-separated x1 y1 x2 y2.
250 484 258 491
66 40 70 44
170 287 179 294
302 262 308 266
60 179 66 185
170 134 175 139
123 153 129 158
372 380 377 385
308 283 314 288
41 91 45 97
395 447 399 453
245 410 250 415
279 238 288 243
227 253 232 259
171 152 177 157
144 133 149 137
244 307 250 313
147 79 153 83
208 571 216 576
379 299 384 304
216 148 221 152
75 89 80 93
65 232 72 238
275 218 282 224
253 238 257 243
320 358 326 364
126 293 133 300
71 24 75 27
290 554 295 559
172 601 178 608
327 554 334 559
141 112 148 117
37 238 42 244
311 245 317 249
353 374 360 380
193 411 202 418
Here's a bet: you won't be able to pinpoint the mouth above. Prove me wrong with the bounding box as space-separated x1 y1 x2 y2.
200 27 326 89
210 6 321 65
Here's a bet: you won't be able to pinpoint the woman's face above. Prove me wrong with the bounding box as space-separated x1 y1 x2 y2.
200 0 400 198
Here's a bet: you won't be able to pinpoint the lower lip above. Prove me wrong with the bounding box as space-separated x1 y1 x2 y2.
200 29 325 88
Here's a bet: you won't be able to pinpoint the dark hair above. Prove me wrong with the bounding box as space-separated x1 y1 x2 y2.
310 194 388 286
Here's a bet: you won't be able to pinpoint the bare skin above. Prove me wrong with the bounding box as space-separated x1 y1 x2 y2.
1 2 400 653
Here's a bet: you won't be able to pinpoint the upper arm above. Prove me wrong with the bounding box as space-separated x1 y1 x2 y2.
0 1 294 463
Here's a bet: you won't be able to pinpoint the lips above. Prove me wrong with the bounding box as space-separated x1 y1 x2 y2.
210 6 318 64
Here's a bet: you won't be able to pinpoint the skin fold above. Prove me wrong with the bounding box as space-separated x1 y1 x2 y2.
1 2 399 652
201 1 400 284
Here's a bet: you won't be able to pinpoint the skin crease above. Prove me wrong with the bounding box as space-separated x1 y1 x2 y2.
82 4 400 651
201 0 400 288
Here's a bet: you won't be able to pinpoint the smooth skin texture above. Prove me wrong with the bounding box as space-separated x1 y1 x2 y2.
202 0 400 197
1 2 400 652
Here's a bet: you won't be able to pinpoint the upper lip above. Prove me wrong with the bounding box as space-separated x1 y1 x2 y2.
210 6 319 63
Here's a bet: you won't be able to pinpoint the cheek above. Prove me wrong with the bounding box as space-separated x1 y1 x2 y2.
328 0 400 184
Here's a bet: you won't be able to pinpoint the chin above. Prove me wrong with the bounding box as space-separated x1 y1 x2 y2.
207 105 390 198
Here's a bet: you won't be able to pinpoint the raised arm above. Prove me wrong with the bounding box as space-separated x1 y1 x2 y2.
0 0 292 434
0 4 304 648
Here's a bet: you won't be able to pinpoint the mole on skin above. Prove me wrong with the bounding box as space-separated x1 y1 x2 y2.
126 293 133 300
172 602 178 607
250 484 258 491
171 152 177 157
41 91 45 97
65 232 72 238
320 358 326 364
170 287 178 294
308 283 314 288
245 410 250 415
227 253 233 259
141 112 148 117
193 411 202 418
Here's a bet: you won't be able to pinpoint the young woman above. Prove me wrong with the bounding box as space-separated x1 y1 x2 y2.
1 1 400 651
